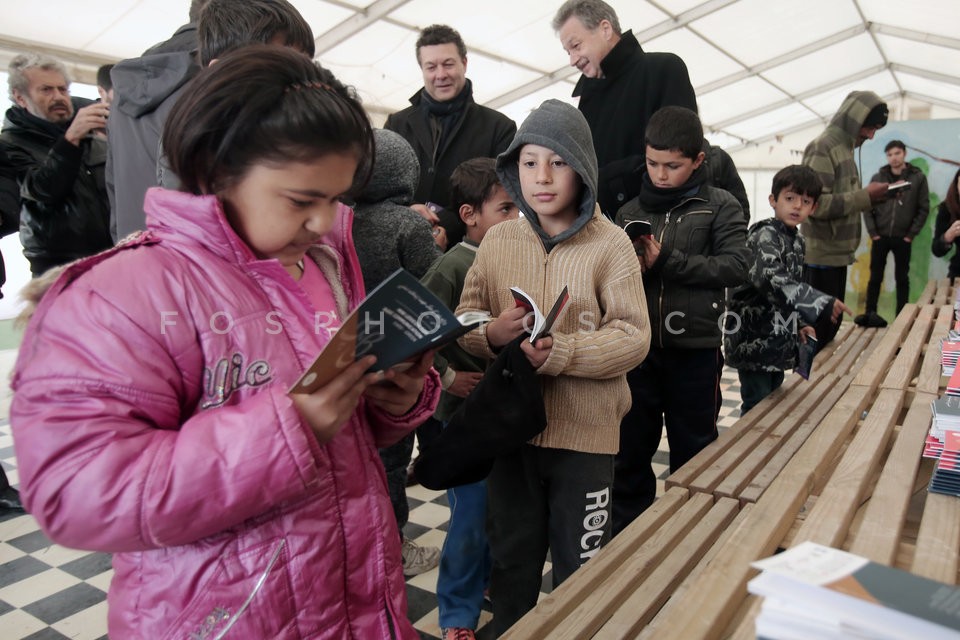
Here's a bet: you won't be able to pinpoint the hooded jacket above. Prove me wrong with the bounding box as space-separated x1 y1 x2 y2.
353 129 440 292
865 162 929 239
107 46 199 241
457 99 650 454
801 90 886 266
0 98 113 273
10 188 440 639
725 218 834 371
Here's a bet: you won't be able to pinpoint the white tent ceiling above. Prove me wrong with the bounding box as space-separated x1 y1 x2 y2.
1 0 959 158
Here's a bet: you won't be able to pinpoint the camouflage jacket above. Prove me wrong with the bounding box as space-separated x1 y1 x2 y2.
725 218 834 372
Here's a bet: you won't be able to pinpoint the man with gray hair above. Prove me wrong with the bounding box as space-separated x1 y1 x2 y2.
0 54 112 276
553 0 698 216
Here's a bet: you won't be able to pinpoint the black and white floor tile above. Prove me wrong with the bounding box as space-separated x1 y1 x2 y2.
0 360 740 640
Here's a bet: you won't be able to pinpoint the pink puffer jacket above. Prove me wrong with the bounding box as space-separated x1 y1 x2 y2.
10 188 439 639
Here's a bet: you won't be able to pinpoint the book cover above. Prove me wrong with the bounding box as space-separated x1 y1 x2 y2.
510 285 570 343
750 542 960 639
795 336 818 380
290 269 489 394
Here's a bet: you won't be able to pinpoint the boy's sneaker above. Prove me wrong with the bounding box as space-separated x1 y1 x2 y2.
442 628 476 640
401 538 440 576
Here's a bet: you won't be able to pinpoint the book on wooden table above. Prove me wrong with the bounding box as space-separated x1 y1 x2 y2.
290 268 489 394
930 430 960 496
748 541 960 640
510 285 570 343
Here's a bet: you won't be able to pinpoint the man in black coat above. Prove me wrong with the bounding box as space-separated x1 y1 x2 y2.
553 0 699 217
385 23 516 248
1 53 112 276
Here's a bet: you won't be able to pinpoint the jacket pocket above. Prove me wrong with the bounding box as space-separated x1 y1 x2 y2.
162 538 299 640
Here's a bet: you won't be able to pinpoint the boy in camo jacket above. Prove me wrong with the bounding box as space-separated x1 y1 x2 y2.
725 165 851 414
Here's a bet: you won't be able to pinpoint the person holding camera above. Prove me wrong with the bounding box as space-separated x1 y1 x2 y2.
861 139 930 325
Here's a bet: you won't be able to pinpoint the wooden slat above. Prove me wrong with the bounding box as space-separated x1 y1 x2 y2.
688 377 818 496
740 374 853 504
917 305 955 394
832 327 880 379
644 386 872 640
912 492 960 583
500 487 689 640
593 498 740 640
792 388 905 548
934 278 952 306
542 493 713 640
664 379 799 490
916 280 937 305
849 392 936 563
639 503 755 640
852 304 918 389
881 305 933 390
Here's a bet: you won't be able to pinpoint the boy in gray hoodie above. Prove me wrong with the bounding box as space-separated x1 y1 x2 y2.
456 99 650 635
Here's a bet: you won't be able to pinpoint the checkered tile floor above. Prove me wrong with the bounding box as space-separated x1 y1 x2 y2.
0 352 740 640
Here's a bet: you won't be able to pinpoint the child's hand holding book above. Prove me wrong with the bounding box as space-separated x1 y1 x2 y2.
291 354 382 444
363 350 435 416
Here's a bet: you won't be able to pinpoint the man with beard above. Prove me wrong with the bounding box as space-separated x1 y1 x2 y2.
1 54 112 276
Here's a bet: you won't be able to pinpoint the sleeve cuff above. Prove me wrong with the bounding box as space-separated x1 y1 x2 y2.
440 366 457 390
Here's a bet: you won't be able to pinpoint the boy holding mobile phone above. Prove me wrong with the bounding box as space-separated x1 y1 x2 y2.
725 165 851 413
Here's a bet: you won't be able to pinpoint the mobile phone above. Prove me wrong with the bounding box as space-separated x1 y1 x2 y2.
624 219 653 241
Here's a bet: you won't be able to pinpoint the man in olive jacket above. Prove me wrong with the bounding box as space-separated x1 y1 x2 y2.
800 90 891 343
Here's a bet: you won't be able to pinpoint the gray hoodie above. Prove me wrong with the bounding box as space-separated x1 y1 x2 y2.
495 99 599 252
353 129 441 292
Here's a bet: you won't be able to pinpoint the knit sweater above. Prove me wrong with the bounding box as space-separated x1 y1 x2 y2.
801 90 886 266
456 211 649 454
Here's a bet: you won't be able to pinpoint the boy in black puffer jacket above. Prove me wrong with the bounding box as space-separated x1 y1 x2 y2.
613 106 748 535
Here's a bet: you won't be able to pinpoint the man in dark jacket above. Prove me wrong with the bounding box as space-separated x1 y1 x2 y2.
384 24 516 248
863 139 930 322
0 147 24 514
553 0 698 217
1 54 112 277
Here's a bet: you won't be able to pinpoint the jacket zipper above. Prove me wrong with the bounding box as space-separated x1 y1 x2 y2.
655 202 712 347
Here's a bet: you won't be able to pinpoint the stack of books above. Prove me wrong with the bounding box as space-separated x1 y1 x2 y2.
925 396 960 459
930 430 960 497
748 542 960 639
942 338 960 376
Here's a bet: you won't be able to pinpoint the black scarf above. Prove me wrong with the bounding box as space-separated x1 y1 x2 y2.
637 165 708 211
419 79 473 154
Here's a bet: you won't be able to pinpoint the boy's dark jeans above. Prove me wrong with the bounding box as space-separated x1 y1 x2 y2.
803 265 846 345
737 369 785 415
612 346 723 535
866 236 911 315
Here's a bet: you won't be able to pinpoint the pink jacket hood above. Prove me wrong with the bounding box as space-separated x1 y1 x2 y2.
11 188 439 639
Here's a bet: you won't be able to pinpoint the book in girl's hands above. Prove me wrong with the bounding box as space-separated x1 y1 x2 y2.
290 268 489 394
796 336 818 380
510 285 570 343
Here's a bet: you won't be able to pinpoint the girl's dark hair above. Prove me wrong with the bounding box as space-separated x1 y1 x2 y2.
163 45 374 196
946 167 960 222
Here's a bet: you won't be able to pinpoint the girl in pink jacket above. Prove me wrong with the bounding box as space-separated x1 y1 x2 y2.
10 45 440 639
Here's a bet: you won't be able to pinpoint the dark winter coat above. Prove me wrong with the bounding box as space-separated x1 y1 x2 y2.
352 129 441 292
725 218 834 372
384 87 515 211
616 184 748 349
932 202 960 278
865 163 929 239
0 100 112 273
573 30 697 216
